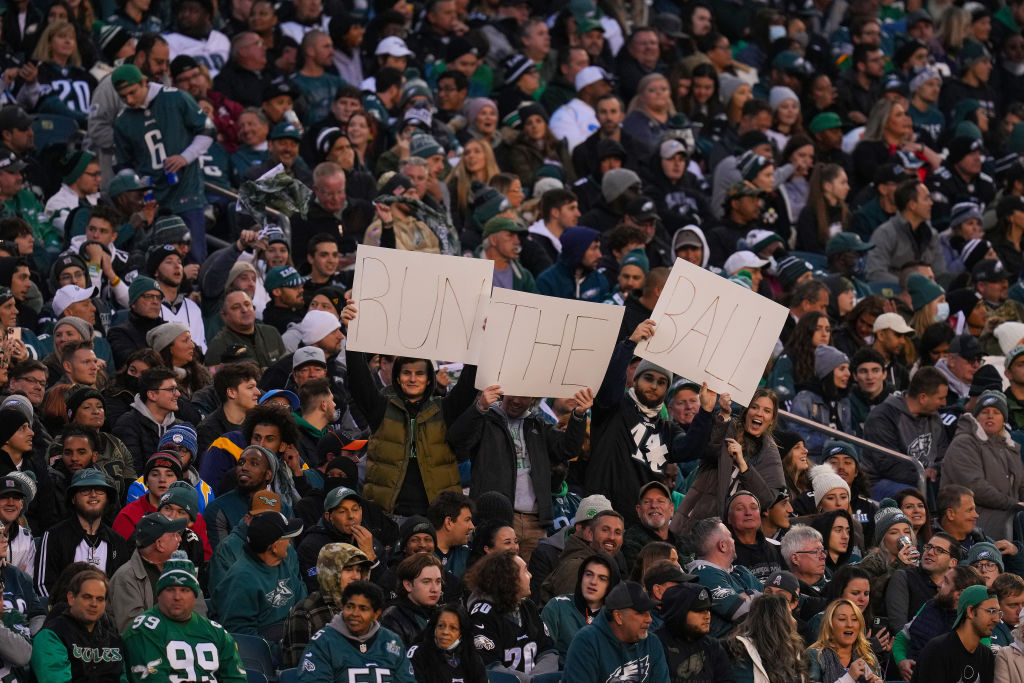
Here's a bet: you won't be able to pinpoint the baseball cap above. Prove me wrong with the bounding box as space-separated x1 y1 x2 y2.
574 66 608 91
808 112 842 134
0 106 31 131
661 583 712 616
265 265 306 290
953 584 997 627
660 138 687 159
605 581 659 612
111 64 144 90
53 285 97 317
261 81 299 103
765 570 801 596
482 216 527 238
644 562 695 586
375 36 414 57
135 512 188 547
949 333 983 359
0 476 27 500
727 182 766 200
292 346 327 370
826 232 875 256
324 485 362 512
270 122 302 141
259 389 300 410
872 312 914 335
108 172 147 198
0 149 26 173
723 250 769 274
638 481 672 501
572 494 612 525
246 512 303 553
972 258 1010 283
249 489 283 515
626 196 659 222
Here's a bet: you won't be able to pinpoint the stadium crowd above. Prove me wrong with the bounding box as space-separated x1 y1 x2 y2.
0 0 1023 680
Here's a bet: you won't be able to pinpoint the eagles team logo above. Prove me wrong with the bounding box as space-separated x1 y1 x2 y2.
608 655 650 682
265 579 295 607
710 586 732 600
473 635 495 651
302 658 316 672
386 640 401 656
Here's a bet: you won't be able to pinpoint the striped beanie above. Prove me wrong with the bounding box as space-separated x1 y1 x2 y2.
156 550 200 596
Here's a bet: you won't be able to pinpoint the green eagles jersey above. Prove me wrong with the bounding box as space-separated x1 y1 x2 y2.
122 606 246 683
113 85 216 214
199 142 232 192
291 72 346 126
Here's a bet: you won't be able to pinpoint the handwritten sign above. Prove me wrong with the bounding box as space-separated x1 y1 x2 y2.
347 245 493 362
637 258 787 405
476 288 624 397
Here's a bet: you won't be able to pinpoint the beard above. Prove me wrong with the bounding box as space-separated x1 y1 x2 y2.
76 505 104 523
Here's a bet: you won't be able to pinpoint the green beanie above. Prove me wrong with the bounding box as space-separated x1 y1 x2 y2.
111 64 144 91
906 273 945 311
62 150 95 185
621 248 650 274
128 276 161 305
156 550 200 596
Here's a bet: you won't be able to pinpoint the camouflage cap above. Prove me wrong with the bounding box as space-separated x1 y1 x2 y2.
315 542 372 597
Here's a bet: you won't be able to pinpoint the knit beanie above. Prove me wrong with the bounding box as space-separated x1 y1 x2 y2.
0 395 30 423
158 424 199 462
776 256 813 290
969 365 1002 397
995 322 1024 355
0 407 28 448
769 86 799 112
814 344 849 380
810 464 850 509
601 168 642 204
399 515 437 549
144 452 183 480
873 499 912 545
61 150 95 185
621 248 650 274
475 491 514 526
156 550 201 596
65 385 103 421
462 97 498 126
158 480 199 522
822 438 860 464
773 429 803 456
129 276 161 306
967 541 1004 571
146 322 189 353
905 273 944 311
974 389 1009 421
718 73 744 104
299 310 341 345
146 244 179 276
635 359 674 385
242 445 279 483
53 316 93 344
98 24 133 64
227 261 258 288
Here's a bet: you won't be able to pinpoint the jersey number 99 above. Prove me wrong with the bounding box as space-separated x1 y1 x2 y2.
167 640 219 682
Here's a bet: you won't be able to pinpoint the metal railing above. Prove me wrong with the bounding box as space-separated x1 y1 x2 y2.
205 182 291 242
780 408 928 495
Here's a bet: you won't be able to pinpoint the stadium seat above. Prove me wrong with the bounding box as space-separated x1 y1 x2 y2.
486 671 521 683
233 633 275 681
246 670 269 683
532 673 563 683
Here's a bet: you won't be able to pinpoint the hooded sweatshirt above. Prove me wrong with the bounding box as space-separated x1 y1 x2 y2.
299 613 414 682
540 553 621 664
536 226 610 302
112 395 179 473
671 225 713 269
861 394 947 487
562 607 671 683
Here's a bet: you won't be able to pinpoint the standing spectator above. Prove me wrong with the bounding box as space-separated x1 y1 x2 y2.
112 64 216 262
865 180 945 283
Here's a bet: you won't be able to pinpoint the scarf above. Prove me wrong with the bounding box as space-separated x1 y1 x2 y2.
627 388 660 419
375 194 460 256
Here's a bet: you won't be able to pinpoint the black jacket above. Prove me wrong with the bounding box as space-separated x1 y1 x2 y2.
211 61 273 108
113 401 179 474
448 403 587 528
0 448 57 535
107 312 164 367
654 625 734 683
380 595 435 650
291 198 374 263
40 606 126 683
296 516 386 593
35 516 128 598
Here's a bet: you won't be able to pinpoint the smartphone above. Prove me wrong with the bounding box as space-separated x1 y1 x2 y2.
9 327 21 343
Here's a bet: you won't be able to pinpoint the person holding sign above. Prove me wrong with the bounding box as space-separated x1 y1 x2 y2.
341 303 479 518
584 318 718 525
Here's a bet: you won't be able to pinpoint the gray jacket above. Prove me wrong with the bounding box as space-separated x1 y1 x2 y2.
861 394 947 485
108 548 207 632
865 213 946 283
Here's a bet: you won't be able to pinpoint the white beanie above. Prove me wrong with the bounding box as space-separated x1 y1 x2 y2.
994 321 1024 355
769 86 799 112
810 464 850 509
299 310 341 345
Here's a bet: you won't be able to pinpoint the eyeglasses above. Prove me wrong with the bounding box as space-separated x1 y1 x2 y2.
922 543 951 556
974 561 1000 571
795 548 826 557
13 376 45 387
980 608 1004 617
138 292 162 302
156 387 181 394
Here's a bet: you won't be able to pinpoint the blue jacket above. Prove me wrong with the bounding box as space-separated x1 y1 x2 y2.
563 609 670 683
535 225 609 302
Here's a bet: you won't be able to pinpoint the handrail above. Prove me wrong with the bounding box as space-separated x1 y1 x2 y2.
780 408 928 495
205 181 292 245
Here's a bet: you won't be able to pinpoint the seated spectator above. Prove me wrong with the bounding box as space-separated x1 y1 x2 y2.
790 345 852 459
654 582 732 683
381 553 444 648
426 490 475 581
728 490 783 585
409 603 488 683
208 488 288 591
297 486 385 593
196 361 261 455
780 524 828 617
865 179 945 283
686 517 763 638
113 452 183 540
215 510 307 638
807 598 884 683
622 482 688 573
966 542 1003 588
541 552 619 665
203 445 287 549
112 367 182 473
542 509 625 603
282 542 372 668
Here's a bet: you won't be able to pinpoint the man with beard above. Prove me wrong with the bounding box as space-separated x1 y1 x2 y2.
298 580 412 682
886 532 961 635
108 277 166 366
622 482 688 571
205 289 286 369
298 486 386 592
585 320 716 524
203 445 283 549
655 583 732 683
149 244 207 352
727 491 783 585
30 569 124 681
686 517 763 638
35 469 128 598
542 510 626 602
122 551 247 682
480 217 537 292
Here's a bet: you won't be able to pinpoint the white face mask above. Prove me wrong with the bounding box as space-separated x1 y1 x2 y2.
863 334 875 345
769 25 787 42
935 302 950 322
1005 61 1024 77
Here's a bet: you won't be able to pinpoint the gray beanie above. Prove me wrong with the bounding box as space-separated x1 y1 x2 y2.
718 73 745 105
873 499 912 545
601 168 642 204
635 359 674 385
146 322 190 353
974 389 1009 421
814 344 849 380
53 316 93 343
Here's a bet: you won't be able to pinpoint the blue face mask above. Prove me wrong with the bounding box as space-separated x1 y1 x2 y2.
769 25 787 42
935 302 950 322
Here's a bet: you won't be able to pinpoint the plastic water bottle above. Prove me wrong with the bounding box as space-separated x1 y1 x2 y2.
142 176 153 202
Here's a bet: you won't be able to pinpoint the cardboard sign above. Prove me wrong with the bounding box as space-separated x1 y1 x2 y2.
347 245 493 362
476 288 624 397
636 258 788 405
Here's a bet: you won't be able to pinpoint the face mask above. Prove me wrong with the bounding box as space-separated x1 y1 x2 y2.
767 255 778 272
1005 61 1024 77
792 31 809 47
769 25 787 42
438 637 461 652
935 302 950 322
862 334 875 345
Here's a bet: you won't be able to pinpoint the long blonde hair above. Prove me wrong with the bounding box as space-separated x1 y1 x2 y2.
812 599 878 671
32 21 81 67
451 138 499 209
937 7 972 53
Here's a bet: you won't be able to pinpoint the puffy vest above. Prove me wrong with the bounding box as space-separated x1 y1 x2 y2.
365 398 460 512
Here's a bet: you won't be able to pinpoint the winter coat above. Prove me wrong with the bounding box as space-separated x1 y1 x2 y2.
112 396 179 473
296 517 385 593
448 402 586 528
107 311 164 367
861 394 946 487
996 643 1024 683
670 420 785 536
506 136 575 187
562 608 671 683
865 213 947 283
654 623 733 683
108 548 208 632
790 387 854 460
941 413 1024 540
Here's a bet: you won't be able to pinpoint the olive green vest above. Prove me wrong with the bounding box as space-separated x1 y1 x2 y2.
364 398 461 512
